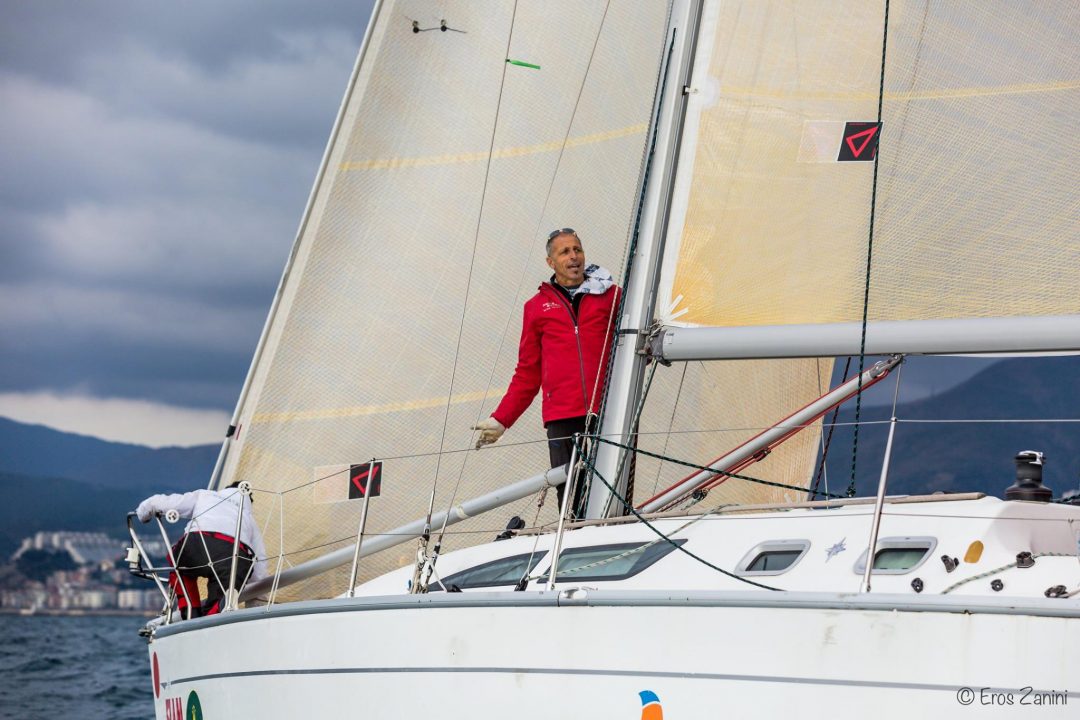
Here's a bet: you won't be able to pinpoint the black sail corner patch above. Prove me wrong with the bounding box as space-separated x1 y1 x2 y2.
837 122 882 162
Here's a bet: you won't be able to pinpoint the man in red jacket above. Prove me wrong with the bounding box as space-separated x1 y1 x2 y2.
472 229 620 517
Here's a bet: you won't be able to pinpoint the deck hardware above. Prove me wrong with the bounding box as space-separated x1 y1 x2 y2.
347 459 377 598
941 555 959 573
495 516 525 541
911 578 924 593
548 435 582 591
223 480 253 612
1015 551 1035 568
1044 585 1067 598
860 364 903 593
559 587 590 603
1005 450 1053 502
991 579 1004 592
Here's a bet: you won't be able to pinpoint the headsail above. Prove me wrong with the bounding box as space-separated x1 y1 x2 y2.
217 1 671 601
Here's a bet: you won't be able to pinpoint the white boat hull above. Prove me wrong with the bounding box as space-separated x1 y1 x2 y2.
148 591 1078 719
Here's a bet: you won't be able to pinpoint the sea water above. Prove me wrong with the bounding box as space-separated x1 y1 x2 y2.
0 615 153 719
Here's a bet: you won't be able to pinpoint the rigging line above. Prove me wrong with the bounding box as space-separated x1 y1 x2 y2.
593 436 845 500
443 0 616 534
516 487 553 590
849 0 891 498
811 357 851 500
576 437 780 591
429 0 520 504
594 28 677 428
543 501 727 582
578 11 663 497
651 362 689 495
592 27 679 490
595 357 659 510
465 0 617 438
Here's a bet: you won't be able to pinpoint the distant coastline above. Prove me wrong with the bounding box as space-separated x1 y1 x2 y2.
0 608 155 618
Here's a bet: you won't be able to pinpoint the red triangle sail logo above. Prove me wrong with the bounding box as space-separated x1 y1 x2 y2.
845 126 879 158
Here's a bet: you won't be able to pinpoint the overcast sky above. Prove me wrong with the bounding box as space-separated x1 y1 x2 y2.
0 1 375 446
0 1 999 448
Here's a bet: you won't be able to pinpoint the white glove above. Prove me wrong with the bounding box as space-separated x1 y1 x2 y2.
471 417 506 449
135 500 153 523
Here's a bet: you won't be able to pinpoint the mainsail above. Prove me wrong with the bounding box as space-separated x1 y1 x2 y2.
217 1 672 601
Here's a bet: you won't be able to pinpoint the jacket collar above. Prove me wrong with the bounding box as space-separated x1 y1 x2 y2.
545 264 614 297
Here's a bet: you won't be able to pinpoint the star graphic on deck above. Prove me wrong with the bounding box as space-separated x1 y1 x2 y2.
826 538 847 562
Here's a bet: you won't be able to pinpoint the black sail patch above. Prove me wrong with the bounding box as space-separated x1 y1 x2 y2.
837 122 882 162
348 462 383 498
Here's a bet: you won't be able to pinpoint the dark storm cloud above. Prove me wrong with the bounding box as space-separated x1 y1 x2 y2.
0 0 374 413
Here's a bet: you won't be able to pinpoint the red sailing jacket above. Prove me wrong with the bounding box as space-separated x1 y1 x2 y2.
492 281 621 428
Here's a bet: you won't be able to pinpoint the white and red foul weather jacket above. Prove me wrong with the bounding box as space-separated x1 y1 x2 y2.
137 487 269 581
492 267 620 429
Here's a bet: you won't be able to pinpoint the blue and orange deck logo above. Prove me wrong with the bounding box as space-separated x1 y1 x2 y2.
639 690 663 720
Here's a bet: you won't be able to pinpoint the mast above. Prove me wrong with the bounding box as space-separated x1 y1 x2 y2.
585 0 704 519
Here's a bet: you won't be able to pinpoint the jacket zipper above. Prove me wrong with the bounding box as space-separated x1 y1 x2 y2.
549 284 590 415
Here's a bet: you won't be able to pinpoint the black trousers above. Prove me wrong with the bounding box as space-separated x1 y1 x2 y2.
546 415 637 519
170 533 254 617
546 415 592 518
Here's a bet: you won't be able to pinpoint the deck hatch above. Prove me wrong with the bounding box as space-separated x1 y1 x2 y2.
436 552 548 590
539 540 686 583
853 536 938 575
736 539 812 576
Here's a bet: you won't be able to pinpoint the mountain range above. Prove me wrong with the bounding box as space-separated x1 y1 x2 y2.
822 355 1080 498
0 417 217 557
1 355 1077 557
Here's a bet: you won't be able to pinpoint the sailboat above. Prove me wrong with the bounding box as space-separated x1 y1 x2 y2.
135 1 1080 717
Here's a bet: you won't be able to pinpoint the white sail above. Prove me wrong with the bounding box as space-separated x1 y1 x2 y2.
655 0 1080 341
218 0 671 601
624 0 1080 508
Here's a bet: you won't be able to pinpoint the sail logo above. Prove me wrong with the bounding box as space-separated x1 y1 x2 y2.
639 690 664 719
837 122 882 161
348 462 383 499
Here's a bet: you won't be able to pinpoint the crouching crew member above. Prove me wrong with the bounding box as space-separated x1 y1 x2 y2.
137 481 268 618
